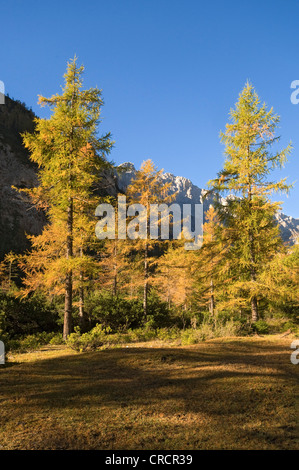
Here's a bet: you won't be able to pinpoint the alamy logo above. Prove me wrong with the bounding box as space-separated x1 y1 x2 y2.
290 340 299 365
0 81 5 105
290 80 299 104
0 341 4 364
95 195 203 250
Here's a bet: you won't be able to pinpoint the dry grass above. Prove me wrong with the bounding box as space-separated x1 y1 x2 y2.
0 335 298 450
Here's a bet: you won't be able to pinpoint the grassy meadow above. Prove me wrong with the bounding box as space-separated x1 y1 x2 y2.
0 335 298 450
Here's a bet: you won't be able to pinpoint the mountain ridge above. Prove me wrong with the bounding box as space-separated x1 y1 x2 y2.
116 162 299 245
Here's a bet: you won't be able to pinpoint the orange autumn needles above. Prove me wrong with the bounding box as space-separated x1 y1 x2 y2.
18 57 113 339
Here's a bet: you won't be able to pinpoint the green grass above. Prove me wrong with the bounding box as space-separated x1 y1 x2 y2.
0 335 298 450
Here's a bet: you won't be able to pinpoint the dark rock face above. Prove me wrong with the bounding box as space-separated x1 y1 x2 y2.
0 142 47 260
0 98 47 260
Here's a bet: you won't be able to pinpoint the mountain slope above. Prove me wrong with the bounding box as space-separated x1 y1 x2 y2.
116 162 299 244
0 97 46 260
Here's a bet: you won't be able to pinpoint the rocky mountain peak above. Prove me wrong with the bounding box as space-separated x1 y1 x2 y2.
116 163 299 244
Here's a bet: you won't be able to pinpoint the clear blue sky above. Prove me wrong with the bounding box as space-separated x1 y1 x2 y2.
0 0 298 217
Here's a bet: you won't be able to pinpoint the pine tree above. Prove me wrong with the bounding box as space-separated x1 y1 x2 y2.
209 82 292 322
20 57 113 339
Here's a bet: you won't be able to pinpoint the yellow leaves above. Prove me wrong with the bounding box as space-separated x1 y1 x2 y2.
203 206 220 244
139 159 158 175
155 245 195 307
37 95 46 107
127 159 173 204
218 174 225 185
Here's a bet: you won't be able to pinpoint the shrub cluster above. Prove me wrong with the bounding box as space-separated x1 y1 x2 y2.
0 292 59 341
7 332 63 353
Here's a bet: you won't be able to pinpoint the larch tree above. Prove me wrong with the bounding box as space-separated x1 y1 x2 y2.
193 206 226 315
258 240 299 315
126 159 173 319
99 230 130 297
209 82 292 322
20 57 113 339
0 251 19 292
155 242 195 327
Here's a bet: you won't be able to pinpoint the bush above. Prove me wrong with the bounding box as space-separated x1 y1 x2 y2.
0 292 59 340
49 333 64 345
252 320 269 335
181 329 202 345
124 327 156 343
86 292 144 331
85 291 172 331
156 327 180 342
67 324 111 352
66 323 181 352
280 320 298 333
6 331 64 353
215 319 243 337
181 318 245 345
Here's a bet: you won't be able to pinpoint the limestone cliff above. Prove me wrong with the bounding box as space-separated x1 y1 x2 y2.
0 98 46 259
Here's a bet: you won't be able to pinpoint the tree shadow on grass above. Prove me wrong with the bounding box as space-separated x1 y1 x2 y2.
0 340 297 449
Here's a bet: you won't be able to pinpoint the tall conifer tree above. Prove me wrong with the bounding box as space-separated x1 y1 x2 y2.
21 57 113 338
209 82 292 322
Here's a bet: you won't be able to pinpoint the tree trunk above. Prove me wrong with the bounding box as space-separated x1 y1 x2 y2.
130 277 133 299
251 296 258 323
63 199 73 340
113 275 117 297
64 272 72 339
79 281 84 322
78 246 88 331
182 303 187 330
113 240 117 296
8 261 12 286
143 242 148 321
167 269 171 308
249 232 259 323
78 272 87 332
248 173 259 323
209 278 215 315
